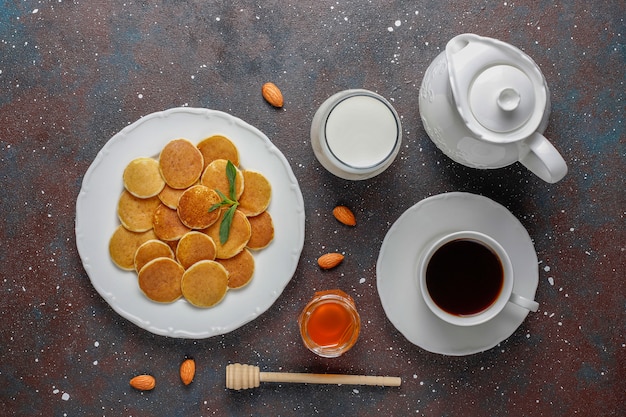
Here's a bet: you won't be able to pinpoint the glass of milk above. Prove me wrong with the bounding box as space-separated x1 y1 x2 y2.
311 89 402 180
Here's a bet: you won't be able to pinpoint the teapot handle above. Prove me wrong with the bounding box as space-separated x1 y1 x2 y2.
519 132 568 183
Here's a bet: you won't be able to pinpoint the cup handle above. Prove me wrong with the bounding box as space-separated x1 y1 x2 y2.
509 292 539 312
519 132 568 183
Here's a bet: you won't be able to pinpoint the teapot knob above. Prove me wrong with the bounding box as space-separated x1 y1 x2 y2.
497 88 521 112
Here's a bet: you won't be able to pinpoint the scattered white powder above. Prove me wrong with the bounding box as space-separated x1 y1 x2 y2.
548 277 554 285
61 393 70 401
359 278 366 284
394 20 401 27
544 266 551 272
137 93 143 99
94 341 99 347
352 388 359 394
32 9 39 14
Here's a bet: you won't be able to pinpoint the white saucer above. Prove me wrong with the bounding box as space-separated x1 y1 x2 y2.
376 192 539 356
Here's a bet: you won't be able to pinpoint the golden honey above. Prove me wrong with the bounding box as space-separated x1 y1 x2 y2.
298 289 361 358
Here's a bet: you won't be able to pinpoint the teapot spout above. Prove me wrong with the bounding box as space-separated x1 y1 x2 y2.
446 36 471 55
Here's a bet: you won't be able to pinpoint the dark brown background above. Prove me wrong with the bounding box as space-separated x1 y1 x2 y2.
1 1 624 416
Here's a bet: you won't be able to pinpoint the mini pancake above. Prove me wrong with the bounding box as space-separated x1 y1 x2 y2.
134 239 175 272
203 209 251 259
176 231 217 269
158 183 187 209
159 138 204 189
200 159 244 200
181 260 229 308
117 190 161 232
177 185 221 229
218 248 255 289
123 157 165 198
197 135 240 168
246 211 274 250
152 203 191 241
109 225 157 270
165 239 179 253
138 257 184 303
238 170 272 217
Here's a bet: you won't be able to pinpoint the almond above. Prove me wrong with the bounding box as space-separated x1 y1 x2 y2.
180 358 195 385
317 252 344 269
332 206 356 226
262 82 284 108
129 374 156 391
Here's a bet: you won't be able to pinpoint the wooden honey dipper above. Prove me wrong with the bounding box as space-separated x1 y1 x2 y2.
226 363 401 390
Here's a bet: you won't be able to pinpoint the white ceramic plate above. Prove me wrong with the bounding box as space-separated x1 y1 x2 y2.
76 107 305 338
376 192 538 355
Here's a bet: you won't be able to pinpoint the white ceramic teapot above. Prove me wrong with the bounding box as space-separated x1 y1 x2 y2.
419 34 567 183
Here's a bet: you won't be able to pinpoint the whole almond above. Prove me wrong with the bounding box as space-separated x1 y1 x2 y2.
180 358 196 385
332 206 356 226
262 82 284 108
130 374 156 391
317 252 344 269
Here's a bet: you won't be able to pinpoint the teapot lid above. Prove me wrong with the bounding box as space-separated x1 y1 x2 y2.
446 34 548 143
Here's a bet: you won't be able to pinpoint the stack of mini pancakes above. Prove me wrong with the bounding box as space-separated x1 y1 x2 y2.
109 136 274 308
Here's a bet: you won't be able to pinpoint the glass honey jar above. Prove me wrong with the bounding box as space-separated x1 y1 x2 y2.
298 289 361 358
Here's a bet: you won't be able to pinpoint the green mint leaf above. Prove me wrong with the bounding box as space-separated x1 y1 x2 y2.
208 202 225 212
226 160 237 201
219 204 238 244
214 189 231 205
215 189 229 201
208 160 241 244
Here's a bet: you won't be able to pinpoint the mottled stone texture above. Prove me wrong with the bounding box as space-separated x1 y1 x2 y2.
1 1 624 416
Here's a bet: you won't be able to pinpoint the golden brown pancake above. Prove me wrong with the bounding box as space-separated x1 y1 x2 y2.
158 184 187 209
152 203 191 241
200 159 244 200
159 138 204 189
203 209 251 259
134 239 175 272
109 225 157 270
176 231 217 269
123 157 165 198
197 135 240 168
165 239 179 253
246 211 274 250
181 260 229 308
176 185 221 229
238 170 272 217
117 190 161 232
218 248 255 289
138 257 184 303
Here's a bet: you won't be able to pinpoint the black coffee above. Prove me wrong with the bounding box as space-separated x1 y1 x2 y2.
425 238 504 316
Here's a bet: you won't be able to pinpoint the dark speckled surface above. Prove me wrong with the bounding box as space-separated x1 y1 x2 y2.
1 1 624 416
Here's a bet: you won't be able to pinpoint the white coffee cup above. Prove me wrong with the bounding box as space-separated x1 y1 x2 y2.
310 89 402 180
417 231 538 326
